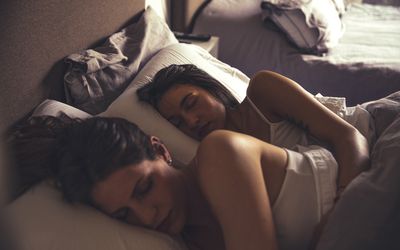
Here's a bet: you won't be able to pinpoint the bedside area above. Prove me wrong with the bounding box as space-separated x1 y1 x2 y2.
175 34 220 58
189 36 219 58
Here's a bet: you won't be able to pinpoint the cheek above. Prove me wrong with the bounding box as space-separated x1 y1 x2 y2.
167 171 186 199
156 169 185 201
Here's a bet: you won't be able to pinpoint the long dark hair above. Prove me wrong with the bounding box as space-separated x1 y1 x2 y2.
8 115 157 204
137 64 239 110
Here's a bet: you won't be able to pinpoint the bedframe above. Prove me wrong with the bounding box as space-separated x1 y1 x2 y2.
1 1 400 250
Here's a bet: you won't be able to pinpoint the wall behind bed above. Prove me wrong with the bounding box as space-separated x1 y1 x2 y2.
0 0 152 135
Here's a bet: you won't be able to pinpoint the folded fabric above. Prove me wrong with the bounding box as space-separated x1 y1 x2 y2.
64 6 178 114
261 0 345 55
317 112 400 250
315 93 347 118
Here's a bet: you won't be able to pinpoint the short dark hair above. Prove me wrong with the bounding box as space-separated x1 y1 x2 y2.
137 64 239 110
8 116 156 204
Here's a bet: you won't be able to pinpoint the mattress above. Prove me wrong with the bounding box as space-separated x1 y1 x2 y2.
193 1 400 105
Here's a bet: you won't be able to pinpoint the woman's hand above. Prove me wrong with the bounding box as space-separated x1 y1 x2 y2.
247 70 370 191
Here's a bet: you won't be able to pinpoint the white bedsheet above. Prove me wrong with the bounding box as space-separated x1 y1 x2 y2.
193 1 400 105
317 92 400 250
308 4 400 68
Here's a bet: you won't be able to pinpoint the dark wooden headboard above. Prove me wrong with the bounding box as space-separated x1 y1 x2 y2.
0 0 148 135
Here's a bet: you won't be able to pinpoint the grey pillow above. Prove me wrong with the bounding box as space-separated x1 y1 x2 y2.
64 6 178 114
261 0 345 55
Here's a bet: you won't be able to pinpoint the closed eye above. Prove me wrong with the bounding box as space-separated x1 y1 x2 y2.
112 207 129 221
183 94 197 110
134 177 153 199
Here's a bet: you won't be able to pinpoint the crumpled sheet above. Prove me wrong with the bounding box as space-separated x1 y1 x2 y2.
317 91 400 250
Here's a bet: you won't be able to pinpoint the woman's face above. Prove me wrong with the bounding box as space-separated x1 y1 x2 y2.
157 84 226 140
91 158 188 235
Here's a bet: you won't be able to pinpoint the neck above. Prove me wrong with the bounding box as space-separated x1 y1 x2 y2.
181 163 213 227
225 106 244 133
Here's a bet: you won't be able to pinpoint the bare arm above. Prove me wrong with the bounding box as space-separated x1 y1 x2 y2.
247 70 369 190
195 130 287 250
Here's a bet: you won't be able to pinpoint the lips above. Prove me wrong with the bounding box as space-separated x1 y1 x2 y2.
198 122 211 139
157 210 172 233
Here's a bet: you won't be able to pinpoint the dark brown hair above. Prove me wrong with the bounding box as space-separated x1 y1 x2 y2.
8 115 157 204
137 64 239 110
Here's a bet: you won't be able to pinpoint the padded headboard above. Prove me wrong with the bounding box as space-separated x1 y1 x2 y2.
0 0 149 135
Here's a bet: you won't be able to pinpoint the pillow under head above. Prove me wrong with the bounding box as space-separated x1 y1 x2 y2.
7 100 187 250
101 43 249 167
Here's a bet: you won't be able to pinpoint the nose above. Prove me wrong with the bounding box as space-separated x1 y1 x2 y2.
182 112 200 129
127 200 158 229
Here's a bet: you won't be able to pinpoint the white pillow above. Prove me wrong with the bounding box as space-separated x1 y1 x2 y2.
6 182 187 250
101 43 249 167
8 100 187 250
32 99 92 119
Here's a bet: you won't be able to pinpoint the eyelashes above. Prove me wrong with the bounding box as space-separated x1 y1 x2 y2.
110 177 154 222
168 93 198 128
112 207 129 221
135 177 153 199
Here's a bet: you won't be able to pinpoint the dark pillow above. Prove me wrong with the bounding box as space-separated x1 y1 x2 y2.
64 7 178 114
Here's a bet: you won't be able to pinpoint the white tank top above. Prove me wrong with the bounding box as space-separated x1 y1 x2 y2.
245 96 372 250
245 96 321 149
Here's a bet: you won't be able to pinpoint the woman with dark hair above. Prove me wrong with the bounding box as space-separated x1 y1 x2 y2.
9 117 290 249
137 64 370 198
9 115 298 250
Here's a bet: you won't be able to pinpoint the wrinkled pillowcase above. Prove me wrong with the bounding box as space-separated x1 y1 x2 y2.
261 0 345 54
101 43 249 167
7 100 187 250
6 181 187 250
64 6 178 114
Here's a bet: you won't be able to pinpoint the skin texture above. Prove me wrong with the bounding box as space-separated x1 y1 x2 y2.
157 70 369 189
90 130 288 250
157 84 226 141
91 137 188 235
195 130 287 250
246 71 369 188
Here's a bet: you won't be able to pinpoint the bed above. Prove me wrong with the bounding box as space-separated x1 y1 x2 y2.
1 0 400 250
0 1 187 250
192 0 400 106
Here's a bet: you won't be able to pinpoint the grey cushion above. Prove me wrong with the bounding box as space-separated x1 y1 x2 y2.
64 7 178 114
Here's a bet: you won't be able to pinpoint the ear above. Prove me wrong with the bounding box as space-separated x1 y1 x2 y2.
150 136 173 165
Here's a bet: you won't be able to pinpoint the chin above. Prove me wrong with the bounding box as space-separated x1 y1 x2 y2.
169 210 186 236
171 217 186 235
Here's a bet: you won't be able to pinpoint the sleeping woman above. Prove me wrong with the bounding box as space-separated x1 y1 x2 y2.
11 115 325 250
137 64 370 193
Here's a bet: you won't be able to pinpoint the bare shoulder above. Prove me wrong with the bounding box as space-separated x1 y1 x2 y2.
194 130 286 181
246 70 294 121
194 130 257 180
247 70 290 98
196 130 257 164
198 130 246 153
192 129 282 250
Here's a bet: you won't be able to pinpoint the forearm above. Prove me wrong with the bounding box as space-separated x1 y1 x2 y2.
333 128 370 188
